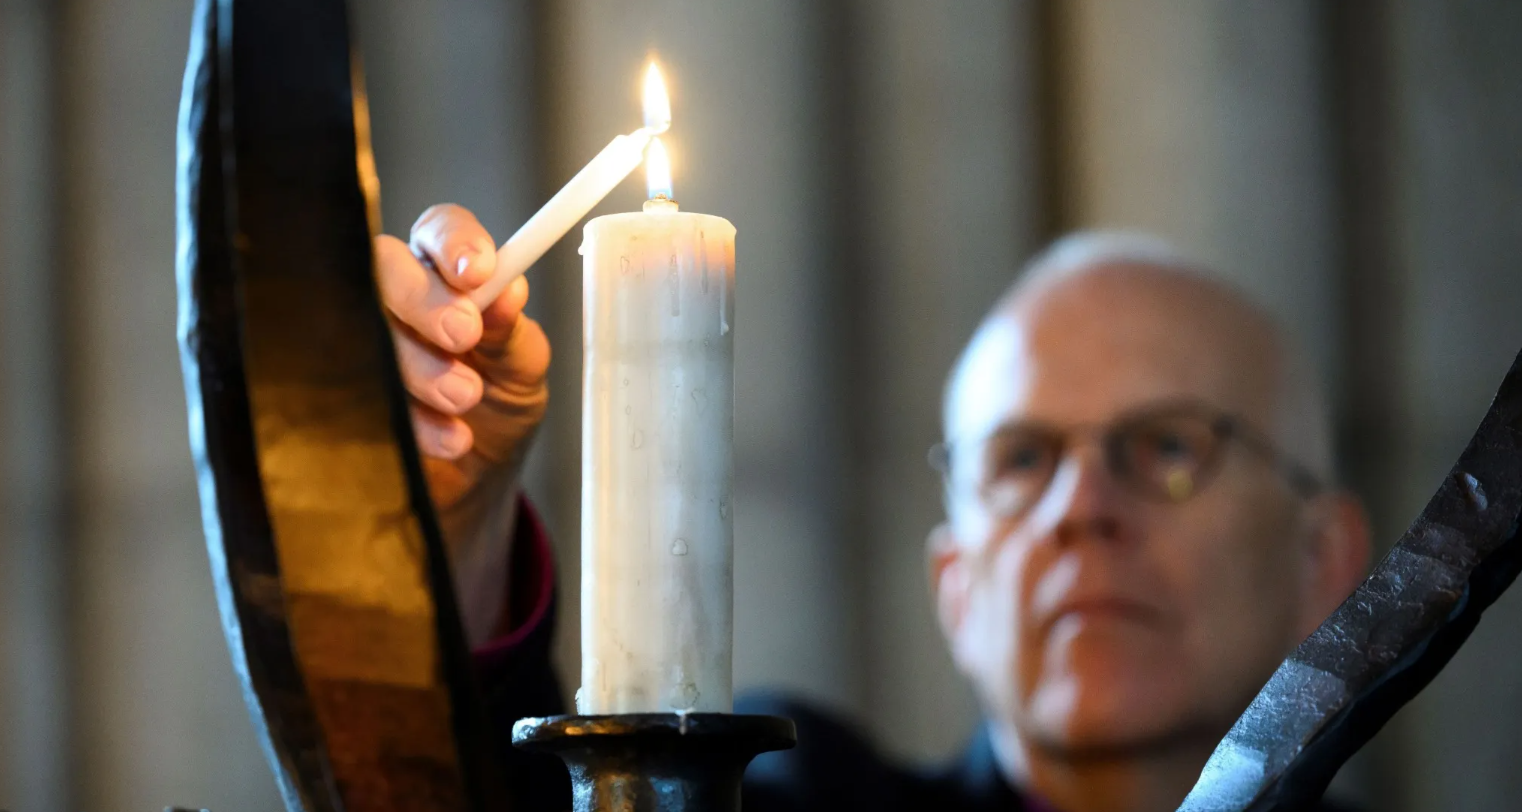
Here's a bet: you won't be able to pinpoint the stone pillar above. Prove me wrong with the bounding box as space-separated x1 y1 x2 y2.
845 0 1042 760
1057 0 1340 378
1382 4 1522 809
353 0 540 240
0 3 71 809
57 0 278 807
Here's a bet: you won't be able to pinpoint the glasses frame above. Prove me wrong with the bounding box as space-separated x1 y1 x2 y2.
928 398 1324 519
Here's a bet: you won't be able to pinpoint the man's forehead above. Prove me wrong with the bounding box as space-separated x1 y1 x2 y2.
946 318 1031 440
946 264 1281 440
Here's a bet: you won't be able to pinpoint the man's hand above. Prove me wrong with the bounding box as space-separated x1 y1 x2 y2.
375 204 550 645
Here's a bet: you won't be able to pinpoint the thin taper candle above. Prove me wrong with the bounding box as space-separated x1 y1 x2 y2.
470 61 673 308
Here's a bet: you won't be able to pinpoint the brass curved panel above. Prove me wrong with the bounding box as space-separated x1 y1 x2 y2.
176 0 501 808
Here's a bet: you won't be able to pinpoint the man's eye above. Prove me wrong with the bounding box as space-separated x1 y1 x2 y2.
1152 432 1193 457
995 444 1048 474
1135 428 1207 465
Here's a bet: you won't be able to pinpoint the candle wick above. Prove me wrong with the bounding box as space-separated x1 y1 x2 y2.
643 195 680 213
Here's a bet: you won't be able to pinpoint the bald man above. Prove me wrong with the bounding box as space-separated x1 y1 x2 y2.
377 208 1371 812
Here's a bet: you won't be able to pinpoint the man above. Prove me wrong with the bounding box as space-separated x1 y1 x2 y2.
377 204 1372 812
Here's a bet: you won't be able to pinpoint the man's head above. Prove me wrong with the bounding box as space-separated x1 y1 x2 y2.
930 232 1370 761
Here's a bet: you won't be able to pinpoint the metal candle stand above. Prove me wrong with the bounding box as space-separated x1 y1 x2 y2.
513 714 796 812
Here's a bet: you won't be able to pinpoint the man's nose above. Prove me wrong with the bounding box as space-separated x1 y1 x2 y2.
1044 441 1123 545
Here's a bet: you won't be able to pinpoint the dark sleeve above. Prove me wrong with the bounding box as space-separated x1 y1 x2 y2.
737 694 917 812
472 497 570 810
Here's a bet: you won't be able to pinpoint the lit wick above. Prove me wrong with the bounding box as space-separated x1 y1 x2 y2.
643 137 678 214
470 60 672 308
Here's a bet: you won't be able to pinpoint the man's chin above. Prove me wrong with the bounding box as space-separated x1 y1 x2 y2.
1020 676 1221 760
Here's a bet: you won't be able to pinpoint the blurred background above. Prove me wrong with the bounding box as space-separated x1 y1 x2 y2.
3 0 1522 809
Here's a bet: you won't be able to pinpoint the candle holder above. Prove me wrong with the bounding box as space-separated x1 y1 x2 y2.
513 713 795 812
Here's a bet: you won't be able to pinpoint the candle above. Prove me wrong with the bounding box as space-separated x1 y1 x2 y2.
577 136 737 714
469 62 672 309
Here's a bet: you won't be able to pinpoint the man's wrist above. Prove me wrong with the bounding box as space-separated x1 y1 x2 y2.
440 478 520 647
473 494 557 665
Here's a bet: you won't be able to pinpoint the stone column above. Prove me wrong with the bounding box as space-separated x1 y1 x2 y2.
845 0 1042 760
353 0 540 240
58 0 277 807
1381 4 1522 809
0 2 71 809
1057 0 1340 377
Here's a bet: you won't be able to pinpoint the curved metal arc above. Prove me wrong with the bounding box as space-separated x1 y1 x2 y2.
1182 349 1522 811
177 1 341 807
176 0 501 808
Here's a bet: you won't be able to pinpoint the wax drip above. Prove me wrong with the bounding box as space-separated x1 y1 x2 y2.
719 271 730 335
699 231 710 294
669 254 681 316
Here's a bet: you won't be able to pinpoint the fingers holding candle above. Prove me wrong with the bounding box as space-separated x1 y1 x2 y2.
393 329 485 417
410 203 501 291
378 223 549 463
410 403 474 461
475 276 551 397
481 273 532 338
376 233 483 354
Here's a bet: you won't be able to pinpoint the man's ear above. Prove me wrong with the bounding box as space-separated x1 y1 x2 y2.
1300 491 1373 637
928 522 972 650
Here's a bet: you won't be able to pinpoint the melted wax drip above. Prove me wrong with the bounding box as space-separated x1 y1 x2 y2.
718 251 730 336
699 231 710 294
669 254 681 316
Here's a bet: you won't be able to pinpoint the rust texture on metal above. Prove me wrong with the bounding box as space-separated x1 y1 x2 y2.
175 0 501 809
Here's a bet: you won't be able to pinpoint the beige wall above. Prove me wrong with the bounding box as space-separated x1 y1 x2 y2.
2 1 1521 809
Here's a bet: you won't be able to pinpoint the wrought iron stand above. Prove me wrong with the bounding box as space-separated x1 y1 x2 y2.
514 714 796 812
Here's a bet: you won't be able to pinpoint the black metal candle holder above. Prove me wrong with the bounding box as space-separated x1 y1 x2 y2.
513 713 795 812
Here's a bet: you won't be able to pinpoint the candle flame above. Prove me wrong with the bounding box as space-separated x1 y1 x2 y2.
642 60 672 133
646 137 674 200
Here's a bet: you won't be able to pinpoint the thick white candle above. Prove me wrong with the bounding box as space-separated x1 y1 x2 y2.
577 191 736 715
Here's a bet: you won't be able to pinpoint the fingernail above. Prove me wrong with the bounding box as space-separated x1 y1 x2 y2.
433 423 469 458
456 249 479 276
437 370 478 412
442 427 468 456
440 305 478 350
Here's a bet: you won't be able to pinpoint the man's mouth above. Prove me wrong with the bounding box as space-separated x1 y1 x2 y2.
1043 597 1162 629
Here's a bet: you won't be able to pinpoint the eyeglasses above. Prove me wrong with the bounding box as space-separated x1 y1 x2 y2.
928 399 1322 520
